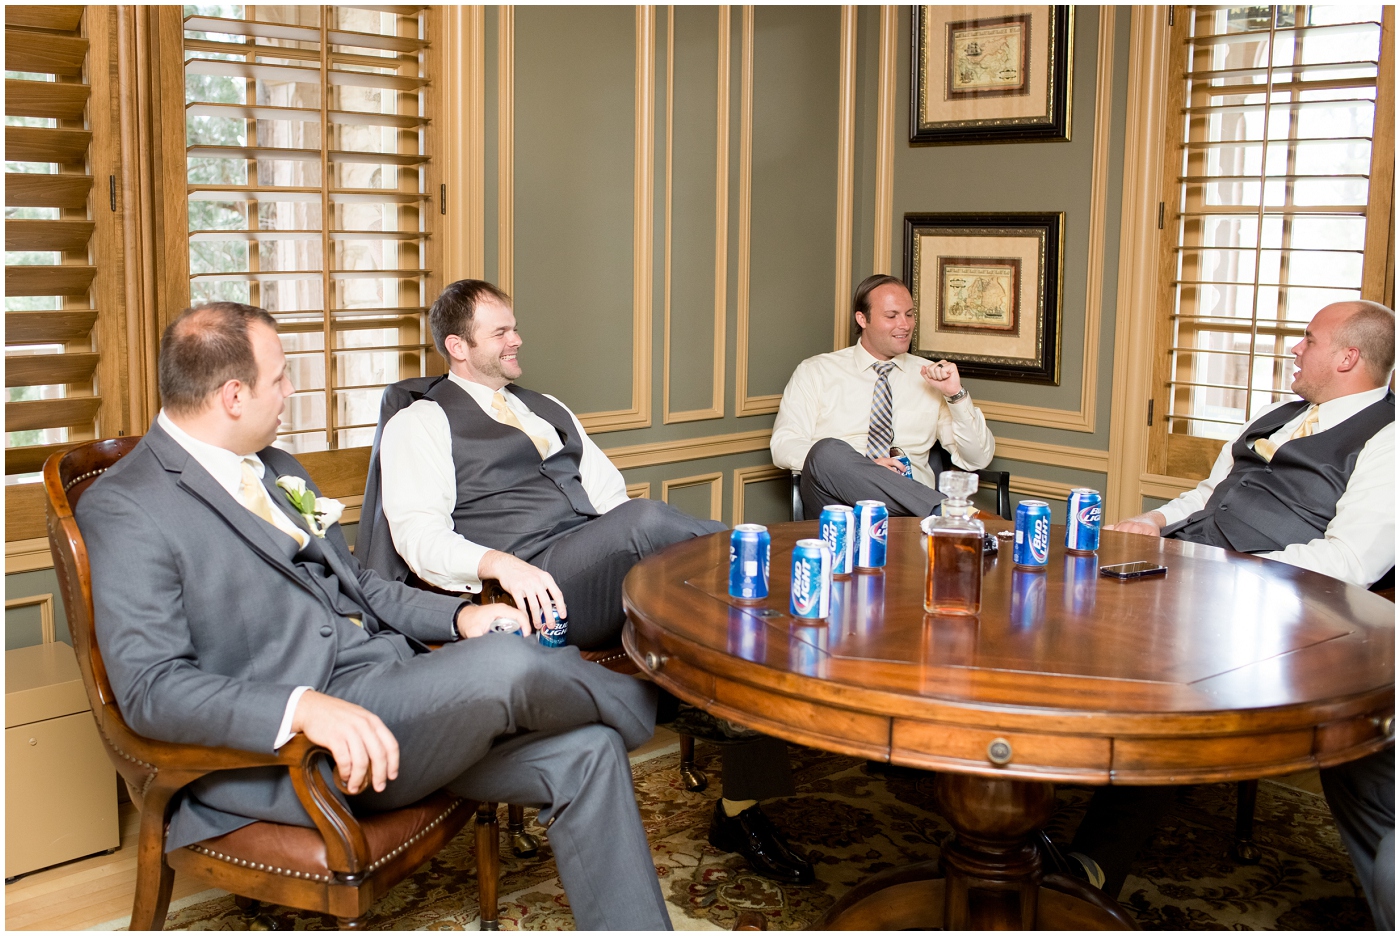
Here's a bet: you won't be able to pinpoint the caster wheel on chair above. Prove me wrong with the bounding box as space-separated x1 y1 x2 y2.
511 830 540 859
680 764 708 793
1232 840 1262 864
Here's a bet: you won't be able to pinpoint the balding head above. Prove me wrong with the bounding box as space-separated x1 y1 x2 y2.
1331 300 1395 383
159 302 279 416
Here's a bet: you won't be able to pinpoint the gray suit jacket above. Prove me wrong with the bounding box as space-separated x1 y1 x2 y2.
76 422 466 849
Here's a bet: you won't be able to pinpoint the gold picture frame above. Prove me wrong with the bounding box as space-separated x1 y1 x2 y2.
911 5 1073 145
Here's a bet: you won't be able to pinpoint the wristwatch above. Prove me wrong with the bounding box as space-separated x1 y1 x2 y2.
944 388 969 404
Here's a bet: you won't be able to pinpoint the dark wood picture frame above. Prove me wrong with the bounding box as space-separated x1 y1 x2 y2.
903 212 1064 384
910 5 1074 145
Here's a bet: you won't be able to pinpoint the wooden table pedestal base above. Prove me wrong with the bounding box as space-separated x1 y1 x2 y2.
818 774 1136 931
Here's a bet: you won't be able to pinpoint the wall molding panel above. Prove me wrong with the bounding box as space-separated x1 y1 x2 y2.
831 5 858 350
1139 474 1195 502
1008 476 1077 503
626 482 653 499
441 6 485 281
732 7 775 416
6 538 53 575
663 5 729 424
994 438 1110 475
871 5 898 275
662 471 724 521
497 5 515 295
604 428 772 470
733 464 789 524
975 7 1116 435
5 593 56 644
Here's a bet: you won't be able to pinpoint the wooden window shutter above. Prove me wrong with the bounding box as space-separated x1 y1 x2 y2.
5 5 127 538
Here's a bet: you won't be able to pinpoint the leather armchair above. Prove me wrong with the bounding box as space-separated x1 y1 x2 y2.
44 439 502 931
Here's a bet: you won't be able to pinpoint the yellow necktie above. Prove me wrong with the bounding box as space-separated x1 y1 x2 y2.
492 391 554 460
1253 405 1320 462
238 459 308 549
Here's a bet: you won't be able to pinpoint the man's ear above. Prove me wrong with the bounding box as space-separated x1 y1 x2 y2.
1336 345 1362 374
854 311 869 332
219 379 244 417
443 333 471 363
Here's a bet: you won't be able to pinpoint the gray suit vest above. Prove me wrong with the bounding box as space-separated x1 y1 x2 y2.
1162 391 1394 553
423 380 599 560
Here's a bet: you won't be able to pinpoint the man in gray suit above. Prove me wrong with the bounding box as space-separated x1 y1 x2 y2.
76 302 672 930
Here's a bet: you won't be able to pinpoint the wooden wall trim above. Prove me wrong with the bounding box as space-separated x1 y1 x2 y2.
604 427 772 470
663 5 729 425
995 438 1109 475
1008 475 1076 503
732 463 788 524
4 593 56 644
831 5 858 350
661 471 724 521
872 5 898 276
6 538 54 576
574 5 656 434
441 6 485 282
732 7 776 416
976 6 1116 435
1105 7 1171 522
626 481 653 499
497 5 515 296
1139 473 1196 503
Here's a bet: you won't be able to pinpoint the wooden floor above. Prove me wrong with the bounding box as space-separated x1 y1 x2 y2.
5 735 1322 931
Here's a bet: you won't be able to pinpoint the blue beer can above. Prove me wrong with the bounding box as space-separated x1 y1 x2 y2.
819 505 856 576
537 607 569 648
1013 500 1052 570
728 524 771 600
889 446 914 479
853 499 889 570
789 538 833 619
1065 488 1103 554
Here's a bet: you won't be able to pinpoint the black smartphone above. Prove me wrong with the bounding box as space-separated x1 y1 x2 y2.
1099 561 1168 580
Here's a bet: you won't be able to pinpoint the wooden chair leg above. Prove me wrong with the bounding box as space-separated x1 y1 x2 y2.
679 732 708 793
1232 779 1261 863
130 805 176 931
507 803 540 858
477 802 502 931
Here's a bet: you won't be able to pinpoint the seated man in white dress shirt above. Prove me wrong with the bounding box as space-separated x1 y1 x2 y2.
770 274 996 519
1055 301 1394 925
377 279 817 887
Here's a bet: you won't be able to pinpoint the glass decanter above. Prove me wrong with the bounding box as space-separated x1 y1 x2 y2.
921 470 984 615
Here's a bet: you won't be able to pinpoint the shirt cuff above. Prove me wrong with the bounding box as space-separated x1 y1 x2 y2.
947 394 976 419
274 685 314 751
1154 500 1191 526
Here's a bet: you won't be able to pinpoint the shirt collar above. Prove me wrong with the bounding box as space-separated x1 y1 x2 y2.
851 340 904 373
447 370 514 411
156 409 260 498
1314 385 1391 432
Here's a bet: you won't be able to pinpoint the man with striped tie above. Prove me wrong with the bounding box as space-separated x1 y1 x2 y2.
771 274 996 520
1056 300 1395 925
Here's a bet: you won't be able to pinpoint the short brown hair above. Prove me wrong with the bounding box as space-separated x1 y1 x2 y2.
158 302 278 415
1335 301 1395 382
429 279 513 357
850 274 908 340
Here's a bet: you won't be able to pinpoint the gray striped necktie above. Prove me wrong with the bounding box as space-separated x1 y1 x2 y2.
865 361 896 458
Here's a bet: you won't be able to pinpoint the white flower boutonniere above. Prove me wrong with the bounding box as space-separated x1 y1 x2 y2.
275 475 344 538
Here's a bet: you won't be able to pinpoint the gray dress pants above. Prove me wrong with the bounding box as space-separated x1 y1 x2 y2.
335 634 671 930
1322 748 1394 929
799 437 944 520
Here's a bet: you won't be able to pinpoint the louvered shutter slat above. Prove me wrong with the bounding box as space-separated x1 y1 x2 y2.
5 353 100 388
5 397 102 433
4 310 98 343
6 219 96 252
5 173 92 209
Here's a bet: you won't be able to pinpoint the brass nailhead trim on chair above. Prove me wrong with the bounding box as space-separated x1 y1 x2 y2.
589 650 628 666
63 466 108 492
185 799 464 883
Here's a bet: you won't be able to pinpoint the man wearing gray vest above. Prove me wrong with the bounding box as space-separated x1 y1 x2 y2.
1051 301 1395 926
77 302 671 929
378 279 816 886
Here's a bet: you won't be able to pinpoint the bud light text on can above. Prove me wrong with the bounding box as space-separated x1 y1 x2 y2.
1065 488 1102 554
789 539 833 619
853 500 889 570
819 505 856 576
889 446 914 479
537 607 569 648
1013 500 1052 570
728 524 771 601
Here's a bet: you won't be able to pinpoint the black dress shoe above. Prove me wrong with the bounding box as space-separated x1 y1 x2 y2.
707 801 815 886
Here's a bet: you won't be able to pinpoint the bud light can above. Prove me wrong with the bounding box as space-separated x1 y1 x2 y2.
1065 488 1102 554
853 500 889 570
789 539 832 619
819 505 856 576
889 446 914 479
1013 500 1052 570
728 524 771 601
537 607 569 648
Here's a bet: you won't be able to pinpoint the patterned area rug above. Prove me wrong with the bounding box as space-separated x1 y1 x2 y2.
157 742 1373 930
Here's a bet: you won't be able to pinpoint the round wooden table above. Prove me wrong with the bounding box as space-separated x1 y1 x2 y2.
622 516 1395 930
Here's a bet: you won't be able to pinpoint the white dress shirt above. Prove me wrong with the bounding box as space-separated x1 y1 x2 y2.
1155 386 1394 588
379 371 631 593
770 342 996 490
156 410 311 751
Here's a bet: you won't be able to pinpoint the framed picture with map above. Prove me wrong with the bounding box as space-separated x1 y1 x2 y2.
903 212 1063 384
910 5 1073 145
